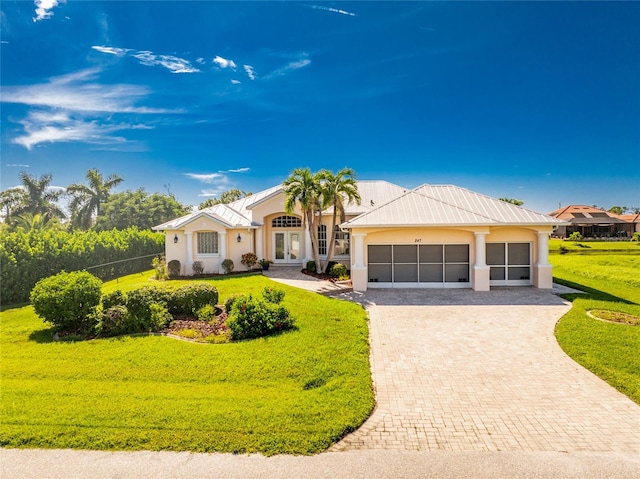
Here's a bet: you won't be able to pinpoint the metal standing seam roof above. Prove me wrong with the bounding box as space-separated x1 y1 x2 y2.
152 204 253 230
342 184 567 228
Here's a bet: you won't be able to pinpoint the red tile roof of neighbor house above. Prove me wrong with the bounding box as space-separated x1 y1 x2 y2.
547 205 629 224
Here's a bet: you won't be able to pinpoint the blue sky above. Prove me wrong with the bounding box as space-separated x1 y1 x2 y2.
1 1 639 214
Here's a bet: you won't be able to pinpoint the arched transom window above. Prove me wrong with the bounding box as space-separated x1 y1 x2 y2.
272 215 301 228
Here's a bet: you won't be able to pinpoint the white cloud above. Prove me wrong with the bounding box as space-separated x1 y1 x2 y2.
213 55 237 69
243 64 256 80
6 164 31 168
228 167 250 173
33 0 65 22
264 57 311 79
196 57 206 64
1 68 173 114
92 45 200 74
1 68 173 149
231 79 241 85
91 45 129 56
132 51 200 74
199 188 228 198
309 5 357 17
185 173 226 184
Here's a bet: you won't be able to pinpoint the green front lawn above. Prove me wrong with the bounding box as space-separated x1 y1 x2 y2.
0 272 374 455
553 252 640 404
549 238 640 252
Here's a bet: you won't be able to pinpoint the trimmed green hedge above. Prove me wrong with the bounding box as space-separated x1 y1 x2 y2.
1 227 163 305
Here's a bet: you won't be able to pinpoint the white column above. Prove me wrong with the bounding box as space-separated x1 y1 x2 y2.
474 232 487 266
218 231 227 274
352 233 366 267
350 232 368 291
255 228 263 259
537 232 549 265
472 231 490 291
185 232 193 275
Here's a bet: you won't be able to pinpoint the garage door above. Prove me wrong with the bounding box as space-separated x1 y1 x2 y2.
486 242 531 286
367 244 470 288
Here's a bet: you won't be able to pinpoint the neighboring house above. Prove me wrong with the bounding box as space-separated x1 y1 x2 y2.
616 214 640 233
153 181 566 291
547 205 634 238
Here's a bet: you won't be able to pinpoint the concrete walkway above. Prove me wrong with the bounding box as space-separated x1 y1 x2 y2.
3 283 640 478
262 265 352 295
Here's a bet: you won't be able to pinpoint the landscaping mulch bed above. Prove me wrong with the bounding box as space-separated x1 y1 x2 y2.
301 269 337 282
163 311 229 336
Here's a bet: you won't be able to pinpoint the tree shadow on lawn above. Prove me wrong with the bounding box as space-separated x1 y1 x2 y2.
28 327 56 343
553 278 638 306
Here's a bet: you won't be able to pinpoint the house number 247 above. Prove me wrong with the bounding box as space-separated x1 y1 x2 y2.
414 239 422 243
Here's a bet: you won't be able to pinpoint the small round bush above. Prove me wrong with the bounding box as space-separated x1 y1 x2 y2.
168 283 219 315
97 305 129 337
167 259 181 278
30 271 102 333
306 260 316 272
262 286 285 304
222 259 234 274
328 263 348 279
102 290 126 309
192 261 205 275
241 252 258 270
125 285 172 331
195 304 218 321
226 295 295 340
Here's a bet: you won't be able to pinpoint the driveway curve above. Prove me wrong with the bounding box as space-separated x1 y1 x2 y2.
331 288 640 452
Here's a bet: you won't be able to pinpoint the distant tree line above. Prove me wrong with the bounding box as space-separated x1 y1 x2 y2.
0 169 191 232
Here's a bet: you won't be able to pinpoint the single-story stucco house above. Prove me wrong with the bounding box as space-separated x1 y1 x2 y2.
153 180 566 292
547 205 634 238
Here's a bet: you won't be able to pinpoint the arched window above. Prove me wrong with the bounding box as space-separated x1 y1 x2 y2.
272 215 301 228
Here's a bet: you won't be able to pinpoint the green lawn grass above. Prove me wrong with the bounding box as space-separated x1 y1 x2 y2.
552 252 640 404
549 238 640 252
0 273 374 455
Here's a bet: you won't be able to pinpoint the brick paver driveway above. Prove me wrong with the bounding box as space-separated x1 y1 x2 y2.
331 288 640 452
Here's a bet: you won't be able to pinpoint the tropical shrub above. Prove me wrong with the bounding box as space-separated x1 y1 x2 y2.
30 271 103 333
169 283 219 315
222 259 234 274
633 232 640 242
167 260 181 278
262 286 285 304
568 231 583 242
306 260 316 272
152 255 167 280
102 290 126 309
96 305 129 337
125 286 172 331
241 252 258 270
328 263 348 279
226 294 295 340
195 304 218 321
0 227 163 305
192 260 204 275
224 294 241 313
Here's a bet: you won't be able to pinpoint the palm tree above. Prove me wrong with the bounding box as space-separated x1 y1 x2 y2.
283 168 323 271
67 169 123 229
13 212 64 232
319 168 361 272
13 172 66 220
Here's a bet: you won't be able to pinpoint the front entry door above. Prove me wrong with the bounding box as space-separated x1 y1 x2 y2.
274 231 301 264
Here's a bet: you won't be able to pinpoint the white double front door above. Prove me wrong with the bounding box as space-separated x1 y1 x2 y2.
273 231 301 264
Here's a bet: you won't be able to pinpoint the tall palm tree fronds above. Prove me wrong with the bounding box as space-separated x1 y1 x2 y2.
319 168 361 272
67 169 123 229
14 172 66 220
283 168 323 271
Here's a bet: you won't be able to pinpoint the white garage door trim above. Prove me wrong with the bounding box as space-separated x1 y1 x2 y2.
367 243 470 289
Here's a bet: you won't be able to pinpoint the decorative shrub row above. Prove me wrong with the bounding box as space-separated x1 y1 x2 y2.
225 287 294 340
1 227 164 305
29 271 219 338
